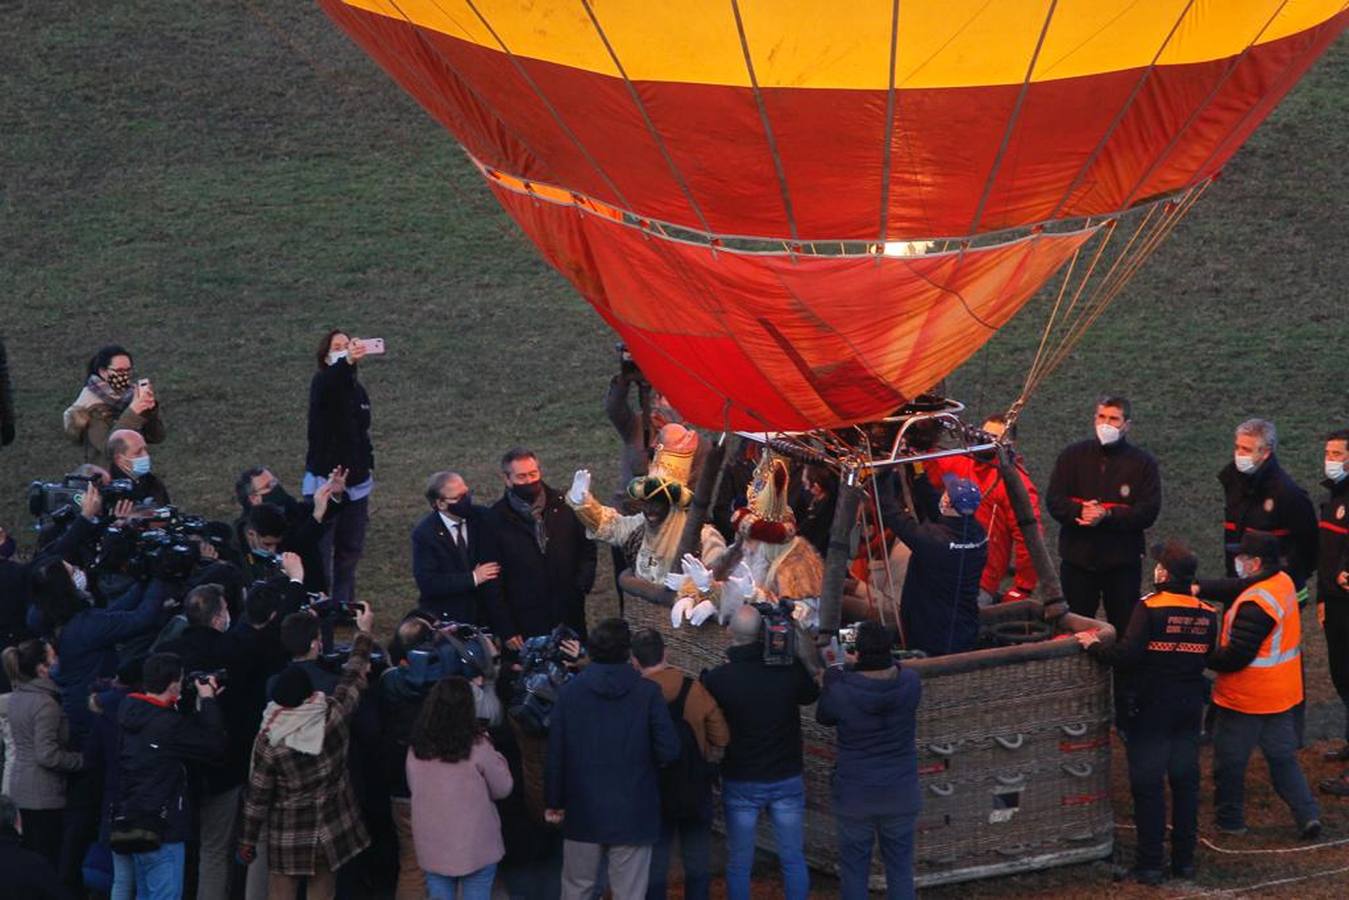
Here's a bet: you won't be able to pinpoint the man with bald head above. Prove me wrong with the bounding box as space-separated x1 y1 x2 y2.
108 427 171 506
411 470 510 635
703 604 820 900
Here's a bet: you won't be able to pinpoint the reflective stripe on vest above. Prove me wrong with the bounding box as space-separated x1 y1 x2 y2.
1214 573 1303 715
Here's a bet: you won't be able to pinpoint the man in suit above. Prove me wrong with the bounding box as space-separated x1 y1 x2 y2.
411 471 510 636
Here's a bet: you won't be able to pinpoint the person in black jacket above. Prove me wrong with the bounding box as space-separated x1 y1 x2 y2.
156 585 257 900
412 471 511 636
107 429 171 508
491 448 597 646
233 465 345 595
111 652 226 899
1316 430 1349 782
304 330 376 610
1078 540 1218 884
0 795 68 900
1220 418 1319 603
878 473 988 657
1046 395 1162 633
791 464 837 559
1 335 16 448
703 605 819 900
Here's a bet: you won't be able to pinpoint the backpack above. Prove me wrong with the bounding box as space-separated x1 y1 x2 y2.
658 677 712 821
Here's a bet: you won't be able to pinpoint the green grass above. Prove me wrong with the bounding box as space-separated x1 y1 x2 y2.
1 5 1347 894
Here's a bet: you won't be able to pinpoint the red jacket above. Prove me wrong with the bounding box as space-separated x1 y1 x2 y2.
927 454 1042 597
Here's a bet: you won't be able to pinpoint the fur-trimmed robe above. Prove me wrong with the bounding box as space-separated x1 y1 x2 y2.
568 491 726 585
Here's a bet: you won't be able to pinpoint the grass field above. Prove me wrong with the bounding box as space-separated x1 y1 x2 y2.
2 3 1347 896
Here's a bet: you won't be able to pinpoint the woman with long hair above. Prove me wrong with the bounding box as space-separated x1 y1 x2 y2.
304 329 374 607
62 344 165 465
406 677 513 900
2 638 85 867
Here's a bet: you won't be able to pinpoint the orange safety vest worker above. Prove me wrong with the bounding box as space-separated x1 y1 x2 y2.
1212 571 1303 715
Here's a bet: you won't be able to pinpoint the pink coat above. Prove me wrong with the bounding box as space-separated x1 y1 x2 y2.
406 736 514 876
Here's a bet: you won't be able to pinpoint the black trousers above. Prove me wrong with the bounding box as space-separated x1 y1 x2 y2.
1061 560 1142 635
1126 702 1203 872
1325 602 1349 740
19 807 63 869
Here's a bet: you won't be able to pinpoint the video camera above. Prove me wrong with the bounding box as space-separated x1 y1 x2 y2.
28 475 138 521
301 594 360 622
509 625 586 735
94 507 223 580
755 600 798 667
188 668 228 687
406 620 498 686
318 642 387 673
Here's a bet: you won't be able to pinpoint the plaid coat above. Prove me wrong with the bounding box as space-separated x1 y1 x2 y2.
239 633 373 875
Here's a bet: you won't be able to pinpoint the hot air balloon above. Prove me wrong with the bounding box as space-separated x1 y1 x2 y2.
316 0 1346 886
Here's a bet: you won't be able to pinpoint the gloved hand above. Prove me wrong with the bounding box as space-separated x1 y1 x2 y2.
670 596 695 628
567 469 591 505
719 562 756 623
680 553 712 592
689 599 718 626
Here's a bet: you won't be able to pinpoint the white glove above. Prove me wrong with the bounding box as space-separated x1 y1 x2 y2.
663 571 689 592
670 596 695 628
722 562 756 605
689 599 718 627
567 469 591 505
680 553 712 593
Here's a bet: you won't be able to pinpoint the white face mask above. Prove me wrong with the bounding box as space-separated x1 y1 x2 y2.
1095 423 1121 446
1327 459 1347 483
71 568 88 593
327 350 348 366
1234 453 1258 475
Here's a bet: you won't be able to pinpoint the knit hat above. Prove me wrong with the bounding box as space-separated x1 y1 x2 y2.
627 423 697 508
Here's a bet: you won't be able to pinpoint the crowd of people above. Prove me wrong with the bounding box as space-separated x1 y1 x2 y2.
0 332 1346 899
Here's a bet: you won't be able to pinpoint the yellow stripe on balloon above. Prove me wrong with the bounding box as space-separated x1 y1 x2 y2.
340 0 1344 89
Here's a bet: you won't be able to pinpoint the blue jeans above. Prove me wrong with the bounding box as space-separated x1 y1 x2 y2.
427 862 497 900
835 812 915 900
646 815 711 900
722 776 809 900
1212 707 1319 830
111 842 185 900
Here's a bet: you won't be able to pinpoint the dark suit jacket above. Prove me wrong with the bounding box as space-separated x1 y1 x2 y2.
411 507 509 635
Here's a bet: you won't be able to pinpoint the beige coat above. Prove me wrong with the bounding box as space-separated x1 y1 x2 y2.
62 385 166 465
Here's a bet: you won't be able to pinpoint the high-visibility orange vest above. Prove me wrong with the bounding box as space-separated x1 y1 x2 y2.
1213 571 1303 715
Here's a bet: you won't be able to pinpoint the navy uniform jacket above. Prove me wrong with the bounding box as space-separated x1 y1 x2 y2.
1219 454 1318 592
882 509 988 657
1046 437 1161 571
1087 587 1218 710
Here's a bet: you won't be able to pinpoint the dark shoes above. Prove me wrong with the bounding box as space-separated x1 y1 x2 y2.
1323 744 1349 762
1114 867 1165 886
1300 819 1323 840
1214 823 1248 836
1320 774 1349 797
1172 863 1197 880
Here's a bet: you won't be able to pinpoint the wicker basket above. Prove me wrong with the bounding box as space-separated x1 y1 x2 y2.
618 579 1114 888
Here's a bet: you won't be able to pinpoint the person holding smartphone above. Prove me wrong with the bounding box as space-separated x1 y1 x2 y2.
62 344 166 467
304 329 377 610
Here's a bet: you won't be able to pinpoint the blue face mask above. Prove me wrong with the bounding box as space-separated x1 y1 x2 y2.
251 546 278 561
131 455 152 476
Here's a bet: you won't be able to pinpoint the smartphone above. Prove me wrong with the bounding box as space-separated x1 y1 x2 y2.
137 378 152 390
359 338 386 356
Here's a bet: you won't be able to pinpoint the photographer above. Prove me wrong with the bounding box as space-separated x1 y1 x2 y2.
816 622 921 900
111 653 226 899
235 466 345 594
703 605 819 900
63 345 165 467
157 585 257 900
238 607 377 900
107 429 170 507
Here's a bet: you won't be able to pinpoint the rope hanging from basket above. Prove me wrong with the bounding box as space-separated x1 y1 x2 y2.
1006 179 1211 427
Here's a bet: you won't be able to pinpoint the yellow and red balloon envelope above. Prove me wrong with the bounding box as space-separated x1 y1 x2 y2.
320 0 1347 429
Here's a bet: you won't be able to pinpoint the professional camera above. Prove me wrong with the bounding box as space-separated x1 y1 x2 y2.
93 507 220 580
318 642 387 673
509 625 586 735
755 600 798 667
28 474 96 519
301 594 360 621
406 621 497 686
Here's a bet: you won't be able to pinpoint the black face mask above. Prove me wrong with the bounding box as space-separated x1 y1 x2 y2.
442 495 473 518
510 481 543 502
263 485 294 509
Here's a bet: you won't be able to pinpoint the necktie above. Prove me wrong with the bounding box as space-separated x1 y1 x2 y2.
454 522 467 554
